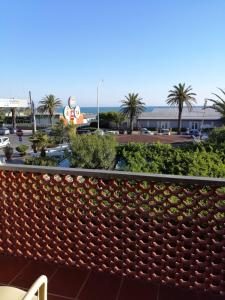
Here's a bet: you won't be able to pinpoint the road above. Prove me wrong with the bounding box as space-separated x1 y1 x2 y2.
0 130 33 160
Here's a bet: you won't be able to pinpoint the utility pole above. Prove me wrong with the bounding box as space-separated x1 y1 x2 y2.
29 91 36 134
97 80 104 130
200 99 207 137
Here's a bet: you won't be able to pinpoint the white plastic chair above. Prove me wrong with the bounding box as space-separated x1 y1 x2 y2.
0 275 47 300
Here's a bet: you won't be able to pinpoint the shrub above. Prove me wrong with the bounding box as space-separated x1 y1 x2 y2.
16 144 29 156
117 142 225 177
70 134 117 169
188 149 225 177
51 121 76 144
25 157 58 166
207 127 225 144
29 131 50 151
4 146 13 160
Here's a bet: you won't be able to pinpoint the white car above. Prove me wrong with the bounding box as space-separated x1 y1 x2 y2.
106 130 119 135
161 129 171 135
201 133 209 141
93 129 105 136
140 128 154 135
0 137 10 148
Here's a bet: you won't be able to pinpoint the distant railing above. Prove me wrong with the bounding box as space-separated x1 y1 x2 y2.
0 165 224 295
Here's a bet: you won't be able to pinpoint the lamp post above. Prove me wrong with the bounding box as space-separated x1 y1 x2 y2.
200 99 208 137
97 80 104 130
29 91 36 134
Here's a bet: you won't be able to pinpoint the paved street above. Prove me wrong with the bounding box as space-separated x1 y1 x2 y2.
0 130 33 163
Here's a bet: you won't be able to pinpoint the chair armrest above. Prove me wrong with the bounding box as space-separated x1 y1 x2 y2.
22 275 47 300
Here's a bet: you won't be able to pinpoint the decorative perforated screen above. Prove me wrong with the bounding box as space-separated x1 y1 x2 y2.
0 166 224 295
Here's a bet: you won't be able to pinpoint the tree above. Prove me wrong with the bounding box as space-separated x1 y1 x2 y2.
207 88 225 122
70 134 117 169
166 83 196 134
29 131 50 155
51 120 76 144
111 112 125 129
0 108 5 124
98 112 125 129
120 93 145 133
37 94 62 126
11 108 16 129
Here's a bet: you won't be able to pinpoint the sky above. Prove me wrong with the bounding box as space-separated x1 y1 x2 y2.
0 0 225 106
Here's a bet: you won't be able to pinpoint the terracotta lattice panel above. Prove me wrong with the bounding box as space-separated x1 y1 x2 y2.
0 168 224 295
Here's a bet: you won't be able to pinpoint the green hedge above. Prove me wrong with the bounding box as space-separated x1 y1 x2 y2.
117 142 225 177
25 157 59 166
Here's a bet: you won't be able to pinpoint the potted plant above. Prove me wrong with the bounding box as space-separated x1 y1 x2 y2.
4 146 13 161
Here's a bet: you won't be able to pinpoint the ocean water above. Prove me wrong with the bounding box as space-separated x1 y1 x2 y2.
57 106 169 114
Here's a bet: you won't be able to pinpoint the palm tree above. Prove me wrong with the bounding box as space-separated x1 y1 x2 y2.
37 94 62 126
166 83 196 134
207 88 225 121
11 108 16 129
120 93 145 132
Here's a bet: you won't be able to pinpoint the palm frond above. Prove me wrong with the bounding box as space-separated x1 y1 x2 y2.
207 88 225 119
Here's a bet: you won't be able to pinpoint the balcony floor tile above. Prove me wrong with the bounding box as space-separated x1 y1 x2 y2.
0 254 224 300
158 284 198 300
11 259 57 289
0 254 29 284
78 270 121 300
118 277 159 300
48 294 74 300
196 290 225 300
48 265 90 298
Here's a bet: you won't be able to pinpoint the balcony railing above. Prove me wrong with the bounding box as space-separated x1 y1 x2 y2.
0 164 224 295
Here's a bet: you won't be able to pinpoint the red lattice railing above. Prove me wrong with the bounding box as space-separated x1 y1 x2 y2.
0 165 225 294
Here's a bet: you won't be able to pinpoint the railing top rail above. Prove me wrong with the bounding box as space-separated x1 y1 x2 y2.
0 164 224 186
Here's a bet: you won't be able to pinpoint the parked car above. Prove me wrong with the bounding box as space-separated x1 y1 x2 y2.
189 129 200 137
140 128 154 135
0 127 10 135
106 130 119 135
161 128 170 135
119 128 125 134
0 137 10 148
93 129 104 136
9 128 16 134
201 133 209 141
77 129 92 135
41 127 53 135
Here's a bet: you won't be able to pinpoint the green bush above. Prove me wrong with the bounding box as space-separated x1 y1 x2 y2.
4 146 13 160
51 121 76 144
25 157 58 166
16 144 29 156
207 127 225 144
29 131 50 151
117 142 225 177
70 134 117 169
188 149 225 177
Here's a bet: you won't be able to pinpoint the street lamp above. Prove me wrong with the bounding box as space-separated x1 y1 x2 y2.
200 99 208 136
29 91 36 134
97 80 104 130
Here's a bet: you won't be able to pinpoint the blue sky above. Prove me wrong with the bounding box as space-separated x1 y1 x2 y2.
0 0 225 106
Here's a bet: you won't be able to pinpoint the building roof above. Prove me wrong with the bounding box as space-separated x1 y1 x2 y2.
138 107 221 120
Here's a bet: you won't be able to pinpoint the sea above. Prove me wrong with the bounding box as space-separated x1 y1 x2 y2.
56 106 170 114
